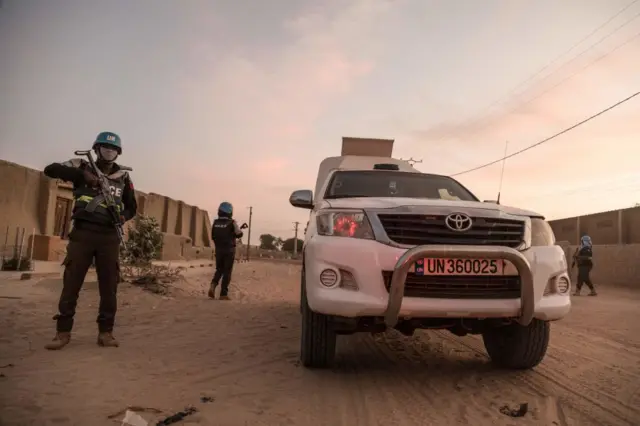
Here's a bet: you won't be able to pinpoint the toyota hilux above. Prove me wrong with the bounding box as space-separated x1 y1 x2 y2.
289 146 571 370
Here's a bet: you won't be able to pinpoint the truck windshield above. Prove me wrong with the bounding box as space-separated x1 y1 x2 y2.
324 171 478 201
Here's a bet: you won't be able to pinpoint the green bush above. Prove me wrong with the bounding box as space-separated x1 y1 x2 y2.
120 215 163 266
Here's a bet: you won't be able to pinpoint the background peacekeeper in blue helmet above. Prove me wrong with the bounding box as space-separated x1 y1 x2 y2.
209 202 247 300
572 233 597 296
42 131 137 350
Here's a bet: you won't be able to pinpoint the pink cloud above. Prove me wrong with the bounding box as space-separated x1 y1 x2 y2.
406 40 640 219
250 157 289 174
167 1 392 239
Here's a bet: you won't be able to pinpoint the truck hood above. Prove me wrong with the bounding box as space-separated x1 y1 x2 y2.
322 197 543 218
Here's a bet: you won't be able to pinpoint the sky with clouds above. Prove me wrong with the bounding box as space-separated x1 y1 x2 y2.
1 0 639 241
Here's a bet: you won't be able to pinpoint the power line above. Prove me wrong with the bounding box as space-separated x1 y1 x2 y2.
450 90 640 177
503 6 640 105
438 3 640 141
512 179 640 202
511 28 640 113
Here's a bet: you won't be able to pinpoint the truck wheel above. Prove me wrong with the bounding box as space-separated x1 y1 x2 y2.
300 268 336 369
482 319 550 370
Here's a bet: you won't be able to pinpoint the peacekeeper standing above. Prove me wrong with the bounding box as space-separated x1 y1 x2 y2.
43 131 137 350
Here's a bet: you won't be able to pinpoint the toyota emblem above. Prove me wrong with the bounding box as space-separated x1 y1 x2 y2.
444 213 472 232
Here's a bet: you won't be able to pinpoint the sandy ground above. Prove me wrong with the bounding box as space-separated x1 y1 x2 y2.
0 261 639 426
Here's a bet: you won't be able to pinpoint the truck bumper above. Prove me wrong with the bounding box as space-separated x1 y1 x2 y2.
304 237 571 323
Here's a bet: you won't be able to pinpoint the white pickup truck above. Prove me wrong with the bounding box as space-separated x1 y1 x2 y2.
289 143 571 370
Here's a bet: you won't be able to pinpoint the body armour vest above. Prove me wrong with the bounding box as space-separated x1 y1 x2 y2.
576 246 593 266
212 218 236 251
64 158 128 227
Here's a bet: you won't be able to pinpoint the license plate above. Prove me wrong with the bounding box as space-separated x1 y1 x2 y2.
411 258 513 276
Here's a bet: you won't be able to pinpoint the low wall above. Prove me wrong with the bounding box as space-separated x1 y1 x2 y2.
0 159 214 261
549 206 640 245
558 243 640 288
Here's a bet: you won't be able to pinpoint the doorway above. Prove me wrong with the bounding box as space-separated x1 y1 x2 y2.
54 197 72 239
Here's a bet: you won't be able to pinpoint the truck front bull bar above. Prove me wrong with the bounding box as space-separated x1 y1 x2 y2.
384 245 535 328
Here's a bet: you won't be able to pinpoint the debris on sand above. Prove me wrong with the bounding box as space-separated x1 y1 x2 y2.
155 406 197 425
107 406 163 420
121 264 185 295
200 396 214 403
499 402 528 417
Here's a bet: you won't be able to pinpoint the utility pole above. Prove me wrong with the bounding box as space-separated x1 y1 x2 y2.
293 221 300 257
246 206 253 261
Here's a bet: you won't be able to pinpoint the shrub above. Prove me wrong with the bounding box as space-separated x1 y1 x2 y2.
1 256 31 271
120 215 163 266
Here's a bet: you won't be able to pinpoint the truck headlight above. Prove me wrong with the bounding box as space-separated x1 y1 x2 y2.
531 218 555 246
316 210 374 239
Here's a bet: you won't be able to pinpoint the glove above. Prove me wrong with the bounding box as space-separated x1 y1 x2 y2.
82 169 99 187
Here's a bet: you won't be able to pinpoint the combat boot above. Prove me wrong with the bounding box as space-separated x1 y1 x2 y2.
45 332 71 350
219 295 230 301
97 332 119 347
208 283 217 299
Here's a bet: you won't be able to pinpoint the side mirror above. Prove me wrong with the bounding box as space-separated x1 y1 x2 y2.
483 200 499 204
290 189 313 209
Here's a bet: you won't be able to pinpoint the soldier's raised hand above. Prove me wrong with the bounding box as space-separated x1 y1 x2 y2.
82 169 99 187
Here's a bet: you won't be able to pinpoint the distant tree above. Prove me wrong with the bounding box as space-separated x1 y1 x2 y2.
259 234 278 250
282 237 304 253
635 203 640 207
275 237 284 250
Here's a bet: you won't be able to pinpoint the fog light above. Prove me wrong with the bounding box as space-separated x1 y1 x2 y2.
339 269 358 290
556 276 570 294
319 269 339 287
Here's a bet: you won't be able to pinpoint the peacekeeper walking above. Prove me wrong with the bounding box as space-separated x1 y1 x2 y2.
43 131 137 350
209 202 246 300
572 233 597 296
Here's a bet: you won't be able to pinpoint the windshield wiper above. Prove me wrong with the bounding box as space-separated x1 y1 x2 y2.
325 194 369 199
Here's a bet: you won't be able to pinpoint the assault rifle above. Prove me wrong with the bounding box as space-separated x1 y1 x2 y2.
74 150 133 249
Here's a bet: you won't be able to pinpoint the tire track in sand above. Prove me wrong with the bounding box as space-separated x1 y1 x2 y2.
433 330 639 426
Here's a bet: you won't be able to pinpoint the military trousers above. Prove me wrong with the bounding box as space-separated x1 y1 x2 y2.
55 227 120 333
212 250 235 296
576 263 595 292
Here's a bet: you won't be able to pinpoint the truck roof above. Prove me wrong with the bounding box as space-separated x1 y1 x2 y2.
313 155 420 199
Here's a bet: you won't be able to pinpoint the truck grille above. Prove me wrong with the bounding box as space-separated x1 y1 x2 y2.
382 272 521 299
377 214 525 248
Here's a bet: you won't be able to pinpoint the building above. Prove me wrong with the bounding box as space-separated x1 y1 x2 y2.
0 159 214 261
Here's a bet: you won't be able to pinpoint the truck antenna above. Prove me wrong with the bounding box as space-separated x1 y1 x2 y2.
400 157 423 166
496 141 508 205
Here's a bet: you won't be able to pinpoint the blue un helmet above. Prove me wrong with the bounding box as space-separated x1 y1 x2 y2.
218 202 233 218
93 131 122 154
93 131 122 163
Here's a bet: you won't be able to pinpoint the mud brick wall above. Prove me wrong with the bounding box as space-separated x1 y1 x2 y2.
1 159 213 261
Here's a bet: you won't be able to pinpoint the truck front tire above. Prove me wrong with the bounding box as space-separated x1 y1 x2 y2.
482 319 550 370
300 268 337 369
